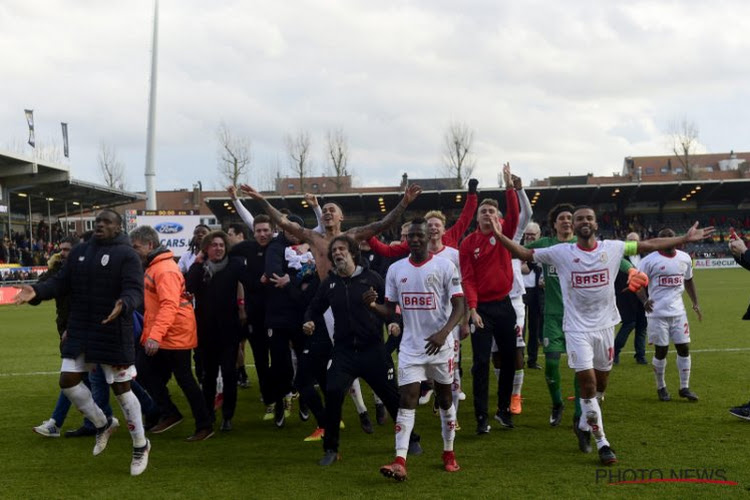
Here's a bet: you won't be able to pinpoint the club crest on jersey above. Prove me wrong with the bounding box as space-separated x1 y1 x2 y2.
489 236 496 245
600 252 607 263
425 274 437 286
101 254 110 266
78 256 85 261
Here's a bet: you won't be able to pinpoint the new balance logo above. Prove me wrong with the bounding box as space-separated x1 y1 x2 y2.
401 277 408 283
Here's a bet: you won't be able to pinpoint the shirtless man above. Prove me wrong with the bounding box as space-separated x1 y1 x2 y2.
239 183 422 279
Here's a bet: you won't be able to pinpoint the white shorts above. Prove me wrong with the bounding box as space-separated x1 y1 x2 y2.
61 354 137 384
398 356 454 386
648 314 690 346
565 326 615 372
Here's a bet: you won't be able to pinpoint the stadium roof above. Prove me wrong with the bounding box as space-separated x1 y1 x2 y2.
205 177 750 226
0 149 145 216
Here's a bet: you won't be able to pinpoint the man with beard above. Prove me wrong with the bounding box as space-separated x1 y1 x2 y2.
303 235 422 466
495 206 713 465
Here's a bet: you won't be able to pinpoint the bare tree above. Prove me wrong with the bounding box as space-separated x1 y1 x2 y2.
217 122 252 187
326 128 349 192
4 137 64 163
285 130 312 193
668 117 700 179
443 121 476 188
98 142 126 190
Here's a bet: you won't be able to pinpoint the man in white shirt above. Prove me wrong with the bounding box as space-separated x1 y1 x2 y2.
638 228 702 402
493 206 713 466
373 218 465 481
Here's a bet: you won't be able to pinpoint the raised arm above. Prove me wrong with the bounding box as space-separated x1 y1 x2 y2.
240 183 314 244
501 163 520 239
304 193 325 235
493 218 535 262
512 176 532 244
348 184 422 241
228 185 254 231
444 178 479 245
637 222 715 254
367 236 409 258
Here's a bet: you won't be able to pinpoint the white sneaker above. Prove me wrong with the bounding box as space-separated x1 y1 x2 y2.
458 391 467 401
130 439 151 476
93 417 119 456
418 389 434 405
33 419 60 438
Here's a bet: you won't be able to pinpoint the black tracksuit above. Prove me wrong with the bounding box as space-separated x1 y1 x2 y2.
231 240 273 405
305 266 399 453
186 256 244 422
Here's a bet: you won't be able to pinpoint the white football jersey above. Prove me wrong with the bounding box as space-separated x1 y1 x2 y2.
385 254 463 364
533 239 627 332
638 249 693 318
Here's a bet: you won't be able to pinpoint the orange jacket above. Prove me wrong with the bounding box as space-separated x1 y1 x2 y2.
140 250 197 350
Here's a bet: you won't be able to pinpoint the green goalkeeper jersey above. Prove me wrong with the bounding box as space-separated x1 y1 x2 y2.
525 236 575 318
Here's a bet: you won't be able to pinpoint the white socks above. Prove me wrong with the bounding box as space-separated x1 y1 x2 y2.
116 391 146 448
652 357 667 389
580 397 609 450
63 382 107 428
677 355 691 389
512 370 524 396
439 405 456 452
349 378 367 415
395 408 416 459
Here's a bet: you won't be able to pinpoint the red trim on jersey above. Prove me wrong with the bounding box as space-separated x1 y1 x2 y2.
576 241 599 252
409 254 433 267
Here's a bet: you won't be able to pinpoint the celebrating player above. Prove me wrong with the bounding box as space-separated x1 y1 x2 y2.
637 228 702 402
376 218 465 480
494 206 713 465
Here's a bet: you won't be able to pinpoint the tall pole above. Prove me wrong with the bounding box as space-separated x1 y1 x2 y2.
144 0 159 210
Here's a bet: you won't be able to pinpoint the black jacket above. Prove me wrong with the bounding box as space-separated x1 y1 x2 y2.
264 234 305 330
230 239 269 324
186 256 244 346
305 266 386 350
32 233 143 365
36 253 70 336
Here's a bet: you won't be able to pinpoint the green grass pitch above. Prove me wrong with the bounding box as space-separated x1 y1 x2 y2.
1 268 749 499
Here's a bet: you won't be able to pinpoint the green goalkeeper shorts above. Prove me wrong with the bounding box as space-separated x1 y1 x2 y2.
543 314 566 354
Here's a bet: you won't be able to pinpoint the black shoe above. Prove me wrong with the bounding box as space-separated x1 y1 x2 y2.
319 449 340 466
493 409 514 429
550 403 564 427
679 387 699 401
598 445 617 465
527 362 542 370
573 415 592 454
220 419 232 432
476 416 491 435
407 432 423 455
635 357 648 365
274 401 285 428
375 403 387 425
657 387 671 402
299 401 310 422
65 425 96 438
359 411 374 434
729 403 750 421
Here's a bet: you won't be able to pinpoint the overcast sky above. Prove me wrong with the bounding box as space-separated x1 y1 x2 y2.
3 0 749 193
